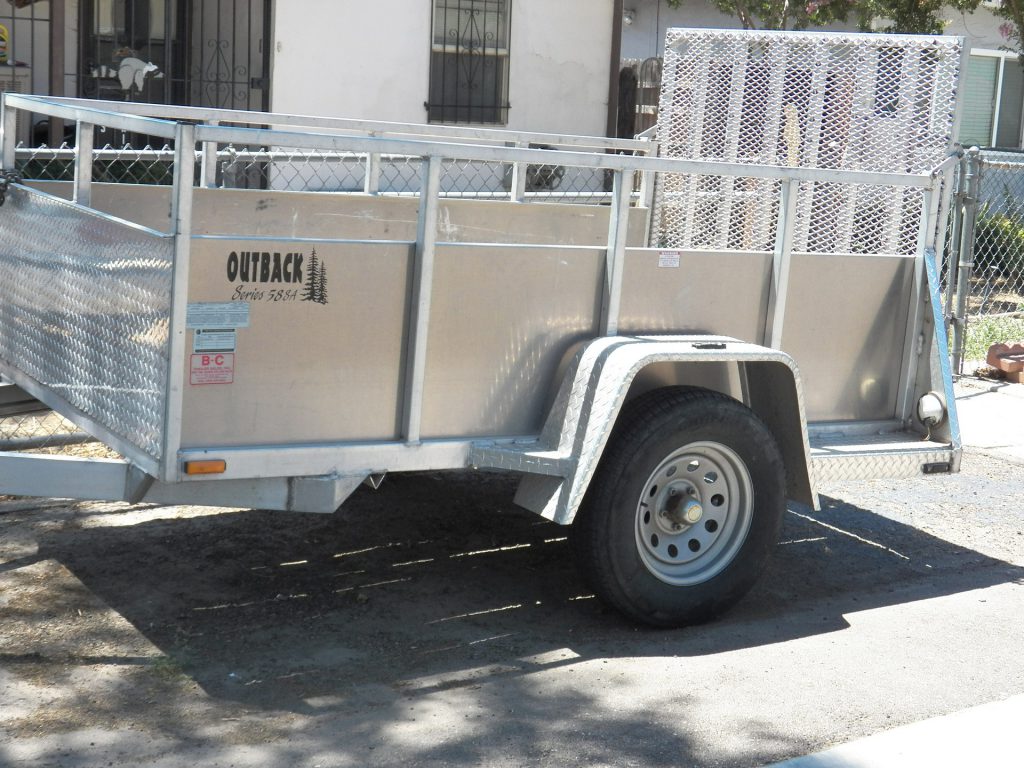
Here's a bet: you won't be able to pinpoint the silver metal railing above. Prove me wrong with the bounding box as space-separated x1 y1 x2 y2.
6 96 660 206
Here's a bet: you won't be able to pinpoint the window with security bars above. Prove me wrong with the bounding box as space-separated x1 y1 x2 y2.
427 0 510 125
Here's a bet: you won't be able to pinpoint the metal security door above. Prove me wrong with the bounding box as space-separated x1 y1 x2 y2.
188 0 269 111
79 0 270 111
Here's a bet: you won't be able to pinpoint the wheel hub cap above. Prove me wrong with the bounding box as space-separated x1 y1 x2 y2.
635 441 754 586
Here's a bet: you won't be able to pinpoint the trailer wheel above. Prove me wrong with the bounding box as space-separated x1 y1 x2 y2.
572 388 785 627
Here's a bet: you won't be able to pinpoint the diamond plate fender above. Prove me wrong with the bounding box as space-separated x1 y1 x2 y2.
486 336 817 525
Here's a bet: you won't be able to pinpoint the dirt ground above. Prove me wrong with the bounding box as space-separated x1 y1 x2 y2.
1 455 1023 767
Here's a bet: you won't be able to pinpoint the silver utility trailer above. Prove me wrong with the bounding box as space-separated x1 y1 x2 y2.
0 30 965 626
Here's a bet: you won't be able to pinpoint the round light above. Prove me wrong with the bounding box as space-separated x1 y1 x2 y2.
917 392 945 426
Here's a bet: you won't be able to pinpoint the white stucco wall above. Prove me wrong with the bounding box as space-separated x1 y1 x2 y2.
271 0 613 135
271 1 432 123
943 5 1009 52
621 0 735 60
507 0 612 135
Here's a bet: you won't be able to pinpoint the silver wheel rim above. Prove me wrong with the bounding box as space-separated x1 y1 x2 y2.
634 441 753 586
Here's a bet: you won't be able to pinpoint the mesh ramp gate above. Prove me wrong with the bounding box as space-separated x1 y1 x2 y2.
651 29 965 256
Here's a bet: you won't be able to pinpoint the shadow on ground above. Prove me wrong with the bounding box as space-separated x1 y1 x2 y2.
21 469 1021 721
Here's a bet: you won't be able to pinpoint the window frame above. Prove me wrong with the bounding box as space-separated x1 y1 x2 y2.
963 48 1024 148
426 0 512 126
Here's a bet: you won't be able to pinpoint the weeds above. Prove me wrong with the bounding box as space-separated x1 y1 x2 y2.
963 313 1024 364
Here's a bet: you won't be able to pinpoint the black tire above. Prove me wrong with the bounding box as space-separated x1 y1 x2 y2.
572 387 786 627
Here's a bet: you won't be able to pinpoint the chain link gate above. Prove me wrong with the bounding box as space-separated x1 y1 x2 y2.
948 148 1024 373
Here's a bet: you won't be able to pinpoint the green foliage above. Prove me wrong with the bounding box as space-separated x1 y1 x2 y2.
664 0 849 29
851 0 981 33
964 314 1024 363
975 196 1024 276
994 0 1024 68
664 0 982 33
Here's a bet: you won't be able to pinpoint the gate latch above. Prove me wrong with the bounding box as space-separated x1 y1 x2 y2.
0 169 22 207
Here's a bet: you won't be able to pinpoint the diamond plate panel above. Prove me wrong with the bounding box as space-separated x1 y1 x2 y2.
560 338 814 523
812 449 953 483
0 186 173 462
652 29 963 255
482 336 814 525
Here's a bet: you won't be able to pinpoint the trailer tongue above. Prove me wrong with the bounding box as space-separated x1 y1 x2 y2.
0 29 965 626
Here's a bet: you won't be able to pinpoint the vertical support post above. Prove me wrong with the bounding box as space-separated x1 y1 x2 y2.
200 121 220 188
639 168 657 248
951 148 981 375
601 168 632 335
1 100 16 169
73 121 95 207
49 0 67 146
509 142 528 202
402 155 442 445
930 163 956 294
638 142 658 211
943 155 966 333
364 152 381 195
607 0 624 139
896 184 942 423
764 178 798 349
161 123 197 483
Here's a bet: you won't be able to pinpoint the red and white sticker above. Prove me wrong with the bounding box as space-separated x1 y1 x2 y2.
190 353 235 385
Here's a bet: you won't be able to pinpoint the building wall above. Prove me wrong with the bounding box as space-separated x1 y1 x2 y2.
271 0 613 135
621 0 735 59
507 0 613 135
271 1 430 124
943 5 1008 51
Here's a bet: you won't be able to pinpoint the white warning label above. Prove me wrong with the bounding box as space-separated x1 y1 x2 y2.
186 302 250 329
193 329 237 353
190 353 235 385
658 250 681 268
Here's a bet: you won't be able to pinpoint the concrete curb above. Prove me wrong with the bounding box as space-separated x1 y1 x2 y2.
764 694 1024 767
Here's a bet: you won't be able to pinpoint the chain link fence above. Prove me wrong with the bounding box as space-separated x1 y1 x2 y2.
0 379 107 457
12 140 649 206
949 149 1024 371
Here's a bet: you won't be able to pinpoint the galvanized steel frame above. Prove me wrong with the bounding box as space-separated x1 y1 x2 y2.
0 91 957 497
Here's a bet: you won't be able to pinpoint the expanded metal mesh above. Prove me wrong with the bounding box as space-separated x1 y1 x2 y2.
652 29 964 254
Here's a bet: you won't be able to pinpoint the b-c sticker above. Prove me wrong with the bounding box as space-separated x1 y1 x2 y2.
190 353 235 385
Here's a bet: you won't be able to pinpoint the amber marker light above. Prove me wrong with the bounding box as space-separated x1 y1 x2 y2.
184 459 227 476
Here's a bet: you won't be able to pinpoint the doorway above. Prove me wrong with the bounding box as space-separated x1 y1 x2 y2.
78 0 271 111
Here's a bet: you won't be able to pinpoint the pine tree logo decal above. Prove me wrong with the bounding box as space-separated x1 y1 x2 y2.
301 248 328 305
